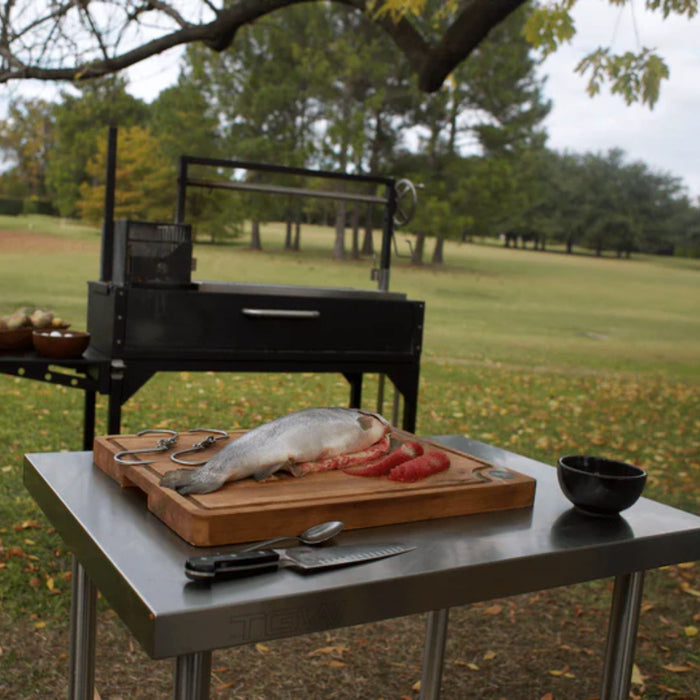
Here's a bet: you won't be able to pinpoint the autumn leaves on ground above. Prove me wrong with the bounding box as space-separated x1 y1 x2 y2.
0 217 698 698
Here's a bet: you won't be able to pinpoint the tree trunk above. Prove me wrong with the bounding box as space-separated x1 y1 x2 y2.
284 215 293 250
412 232 425 264
351 205 360 259
361 203 374 255
293 219 301 251
333 201 346 260
432 235 445 265
250 220 262 250
566 238 573 254
293 201 302 250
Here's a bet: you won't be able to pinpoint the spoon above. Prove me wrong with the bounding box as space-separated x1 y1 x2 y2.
239 520 345 552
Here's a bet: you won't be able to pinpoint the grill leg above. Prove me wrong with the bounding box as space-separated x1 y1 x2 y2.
419 608 450 700
343 373 362 408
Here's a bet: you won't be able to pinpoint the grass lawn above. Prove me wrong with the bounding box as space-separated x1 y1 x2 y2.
0 215 698 698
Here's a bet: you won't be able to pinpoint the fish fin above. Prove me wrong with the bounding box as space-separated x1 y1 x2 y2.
252 463 286 481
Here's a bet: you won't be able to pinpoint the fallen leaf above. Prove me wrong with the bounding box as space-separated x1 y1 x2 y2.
33 621 46 629
28 577 41 588
631 664 644 685
483 650 497 660
328 660 346 668
255 643 270 653
483 604 503 615
662 664 691 673
46 577 55 591
679 582 700 598
412 680 421 691
308 645 349 657
13 519 40 532
540 694 553 700
215 683 235 691
684 625 698 637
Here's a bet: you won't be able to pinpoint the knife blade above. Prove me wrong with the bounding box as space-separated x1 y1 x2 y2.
185 543 414 581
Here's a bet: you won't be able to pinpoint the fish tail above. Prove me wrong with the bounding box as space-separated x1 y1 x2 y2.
160 466 228 495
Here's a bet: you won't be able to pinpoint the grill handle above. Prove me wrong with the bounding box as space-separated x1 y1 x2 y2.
241 308 321 319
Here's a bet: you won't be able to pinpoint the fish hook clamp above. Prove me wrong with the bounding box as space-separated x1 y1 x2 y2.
114 429 179 466
169 428 229 466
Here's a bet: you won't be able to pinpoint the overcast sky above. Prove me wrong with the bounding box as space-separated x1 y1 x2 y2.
3 1 698 199
537 0 700 199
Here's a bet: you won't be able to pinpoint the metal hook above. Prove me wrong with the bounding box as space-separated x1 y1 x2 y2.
114 429 179 466
169 428 229 466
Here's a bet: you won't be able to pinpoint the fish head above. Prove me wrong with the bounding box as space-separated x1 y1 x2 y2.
356 409 392 442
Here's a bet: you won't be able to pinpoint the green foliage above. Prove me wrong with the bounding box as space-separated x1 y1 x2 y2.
0 98 54 198
522 2 577 55
524 0 693 108
77 126 175 224
21 197 57 216
0 197 22 215
575 47 670 108
44 77 149 217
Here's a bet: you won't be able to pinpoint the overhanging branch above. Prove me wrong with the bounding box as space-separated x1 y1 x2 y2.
0 0 527 92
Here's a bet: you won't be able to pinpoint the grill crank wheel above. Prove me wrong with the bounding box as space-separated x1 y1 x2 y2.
393 179 418 227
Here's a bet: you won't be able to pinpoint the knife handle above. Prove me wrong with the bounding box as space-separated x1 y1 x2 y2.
185 550 280 581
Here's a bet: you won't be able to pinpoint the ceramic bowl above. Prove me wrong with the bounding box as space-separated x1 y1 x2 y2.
557 455 646 517
33 329 90 359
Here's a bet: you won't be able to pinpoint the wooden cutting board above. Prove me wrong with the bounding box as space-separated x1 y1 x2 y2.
93 429 536 546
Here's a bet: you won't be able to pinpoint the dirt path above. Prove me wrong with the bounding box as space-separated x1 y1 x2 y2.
0 229 96 254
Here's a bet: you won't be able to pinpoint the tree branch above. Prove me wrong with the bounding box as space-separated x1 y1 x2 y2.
0 0 527 92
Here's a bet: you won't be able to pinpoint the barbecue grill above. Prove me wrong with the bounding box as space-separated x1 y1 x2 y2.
87 143 424 433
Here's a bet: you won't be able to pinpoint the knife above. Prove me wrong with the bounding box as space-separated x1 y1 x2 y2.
184 543 414 581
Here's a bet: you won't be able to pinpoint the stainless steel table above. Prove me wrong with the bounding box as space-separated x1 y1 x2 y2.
23 436 700 700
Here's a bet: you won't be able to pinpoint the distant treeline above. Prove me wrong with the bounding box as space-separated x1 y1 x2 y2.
0 5 697 260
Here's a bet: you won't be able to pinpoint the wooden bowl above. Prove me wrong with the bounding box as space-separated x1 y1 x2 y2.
33 329 90 359
0 327 33 351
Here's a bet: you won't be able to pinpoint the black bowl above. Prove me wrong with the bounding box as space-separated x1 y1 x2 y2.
557 455 647 517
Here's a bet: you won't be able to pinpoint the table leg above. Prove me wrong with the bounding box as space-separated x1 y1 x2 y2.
68 556 97 700
173 652 212 700
419 608 450 700
600 570 645 700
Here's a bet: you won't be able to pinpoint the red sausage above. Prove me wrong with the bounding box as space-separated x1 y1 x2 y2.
343 441 424 477
387 450 451 482
292 435 391 476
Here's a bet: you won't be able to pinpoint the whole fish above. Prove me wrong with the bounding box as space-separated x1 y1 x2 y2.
160 407 391 495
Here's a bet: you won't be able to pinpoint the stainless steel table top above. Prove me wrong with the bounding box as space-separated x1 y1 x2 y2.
24 436 700 660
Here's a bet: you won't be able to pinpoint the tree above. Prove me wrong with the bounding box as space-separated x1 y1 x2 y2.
45 77 149 217
2 1 696 107
0 98 54 198
0 1 528 96
78 126 175 224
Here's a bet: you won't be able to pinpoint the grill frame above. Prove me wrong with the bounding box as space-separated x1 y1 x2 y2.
90 142 424 433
